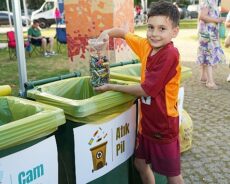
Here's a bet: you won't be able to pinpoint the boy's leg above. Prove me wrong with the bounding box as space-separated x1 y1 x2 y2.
41 37 47 54
134 158 155 184
168 174 184 184
48 37 54 52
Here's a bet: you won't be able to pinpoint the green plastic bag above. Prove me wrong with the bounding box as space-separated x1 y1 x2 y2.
110 63 192 83
0 96 65 150
0 98 13 125
27 76 137 123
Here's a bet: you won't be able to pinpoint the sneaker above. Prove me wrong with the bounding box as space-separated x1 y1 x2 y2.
227 74 230 82
44 52 50 57
48 51 56 56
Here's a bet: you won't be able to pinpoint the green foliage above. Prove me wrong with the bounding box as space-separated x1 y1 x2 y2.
27 0 45 10
0 0 45 11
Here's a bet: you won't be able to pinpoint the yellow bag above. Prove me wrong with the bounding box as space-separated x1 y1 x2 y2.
0 85 11 96
179 109 193 153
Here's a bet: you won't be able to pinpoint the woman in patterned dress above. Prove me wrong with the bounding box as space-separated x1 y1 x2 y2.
197 0 226 89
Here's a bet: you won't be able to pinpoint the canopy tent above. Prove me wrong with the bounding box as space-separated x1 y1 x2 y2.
9 0 28 96
6 0 12 27
141 0 148 13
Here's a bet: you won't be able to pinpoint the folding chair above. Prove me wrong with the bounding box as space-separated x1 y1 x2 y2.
7 31 16 60
56 27 67 53
6 31 30 60
29 39 43 57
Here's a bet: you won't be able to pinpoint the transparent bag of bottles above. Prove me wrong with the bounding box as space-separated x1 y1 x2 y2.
88 38 110 87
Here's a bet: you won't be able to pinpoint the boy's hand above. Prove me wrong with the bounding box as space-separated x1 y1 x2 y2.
94 84 112 92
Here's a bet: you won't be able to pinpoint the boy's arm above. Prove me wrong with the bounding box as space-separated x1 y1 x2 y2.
98 28 128 42
95 84 148 97
107 28 127 39
27 28 42 40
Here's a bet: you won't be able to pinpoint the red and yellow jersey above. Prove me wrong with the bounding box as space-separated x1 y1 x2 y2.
125 33 181 144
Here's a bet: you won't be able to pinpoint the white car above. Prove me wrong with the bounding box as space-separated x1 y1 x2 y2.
0 11 30 26
187 4 199 19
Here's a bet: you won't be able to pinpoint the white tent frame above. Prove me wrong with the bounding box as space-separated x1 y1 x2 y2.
8 0 28 96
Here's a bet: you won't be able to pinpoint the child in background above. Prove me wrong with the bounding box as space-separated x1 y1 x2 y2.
55 8 61 25
95 1 184 184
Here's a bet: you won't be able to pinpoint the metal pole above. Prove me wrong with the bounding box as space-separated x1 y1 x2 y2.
11 0 28 97
6 0 12 28
22 0 29 26
141 0 148 13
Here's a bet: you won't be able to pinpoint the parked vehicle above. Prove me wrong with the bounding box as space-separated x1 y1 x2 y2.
178 7 189 19
187 4 199 19
0 11 30 27
31 0 64 29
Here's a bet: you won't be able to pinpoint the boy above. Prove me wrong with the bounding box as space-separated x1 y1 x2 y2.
28 20 55 57
95 1 184 184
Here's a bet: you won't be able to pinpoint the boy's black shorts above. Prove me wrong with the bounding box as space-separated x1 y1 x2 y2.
31 37 50 46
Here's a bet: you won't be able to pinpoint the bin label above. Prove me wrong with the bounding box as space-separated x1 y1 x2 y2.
0 136 58 184
74 105 137 184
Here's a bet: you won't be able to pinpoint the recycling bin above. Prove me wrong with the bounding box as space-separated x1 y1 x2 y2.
0 96 65 184
110 62 192 83
26 76 138 184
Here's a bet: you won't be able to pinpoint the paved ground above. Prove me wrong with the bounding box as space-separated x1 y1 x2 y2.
175 29 230 184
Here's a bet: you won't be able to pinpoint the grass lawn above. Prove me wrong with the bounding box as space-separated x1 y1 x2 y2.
135 18 198 32
0 28 69 96
0 19 229 96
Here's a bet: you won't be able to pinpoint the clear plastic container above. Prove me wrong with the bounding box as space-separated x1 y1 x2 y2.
88 38 110 87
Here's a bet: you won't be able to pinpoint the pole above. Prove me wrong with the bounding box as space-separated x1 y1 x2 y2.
22 0 29 26
6 0 12 28
141 0 148 13
11 0 28 97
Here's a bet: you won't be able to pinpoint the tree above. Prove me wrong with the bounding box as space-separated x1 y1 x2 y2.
27 0 44 10
0 0 44 11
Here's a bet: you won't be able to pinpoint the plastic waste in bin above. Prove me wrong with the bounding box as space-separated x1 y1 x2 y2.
110 62 192 83
26 76 138 184
0 96 65 184
88 38 110 87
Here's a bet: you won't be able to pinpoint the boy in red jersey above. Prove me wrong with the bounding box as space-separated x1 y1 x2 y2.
95 1 184 184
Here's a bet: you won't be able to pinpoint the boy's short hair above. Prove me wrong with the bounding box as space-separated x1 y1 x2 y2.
148 1 180 27
33 19 40 24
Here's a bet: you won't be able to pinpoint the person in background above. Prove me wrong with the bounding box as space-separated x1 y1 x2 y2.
28 19 55 57
224 11 230 82
197 0 226 89
55 8 61 25
95 1 184 184
135 4 142 17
